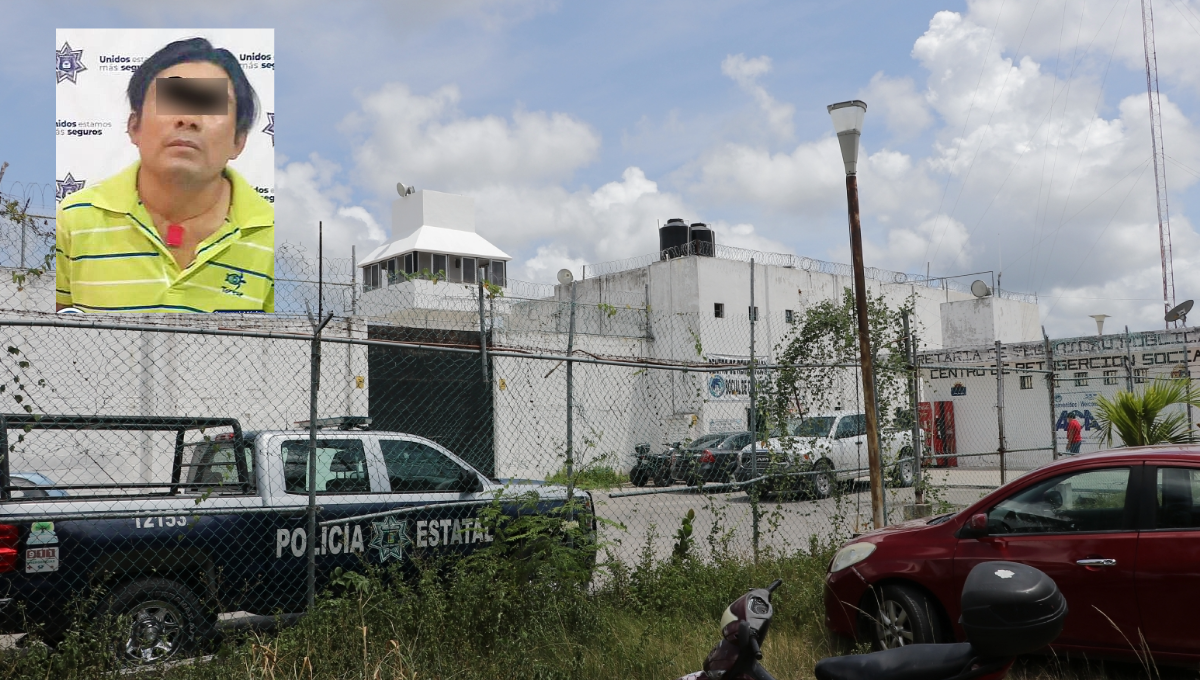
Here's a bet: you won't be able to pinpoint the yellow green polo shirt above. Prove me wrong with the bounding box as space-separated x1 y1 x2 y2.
55 162 274 313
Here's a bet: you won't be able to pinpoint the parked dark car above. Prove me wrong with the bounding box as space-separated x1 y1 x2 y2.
824 445 1200 664
670 432 750 485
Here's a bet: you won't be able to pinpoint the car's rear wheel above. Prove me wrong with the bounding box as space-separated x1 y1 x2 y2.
102 577 212 667
865 584 941 650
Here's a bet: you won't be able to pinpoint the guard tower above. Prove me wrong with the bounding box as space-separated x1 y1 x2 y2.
359 189 511 291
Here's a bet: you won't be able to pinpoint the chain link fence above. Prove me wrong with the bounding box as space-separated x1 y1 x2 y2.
0 221 1189 665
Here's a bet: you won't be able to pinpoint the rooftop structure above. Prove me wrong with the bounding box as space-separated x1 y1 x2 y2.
359 189 510 291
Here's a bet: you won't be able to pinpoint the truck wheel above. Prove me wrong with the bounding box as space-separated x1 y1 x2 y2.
102 578 211 666
865 584 941 650
810 460 835 499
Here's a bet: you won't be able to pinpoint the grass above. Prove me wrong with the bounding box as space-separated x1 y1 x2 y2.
546 465 626 490
0 530 842 680
3 505 1188 680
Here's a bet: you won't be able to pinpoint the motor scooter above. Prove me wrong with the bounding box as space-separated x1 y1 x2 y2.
674 560 1067 680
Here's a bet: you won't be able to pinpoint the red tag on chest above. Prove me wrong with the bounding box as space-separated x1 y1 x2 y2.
165 224 184 248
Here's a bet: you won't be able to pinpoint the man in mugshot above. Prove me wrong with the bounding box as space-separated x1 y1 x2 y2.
56 37 274 312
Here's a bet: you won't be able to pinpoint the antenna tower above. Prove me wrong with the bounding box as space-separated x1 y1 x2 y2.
1141 0 1176 328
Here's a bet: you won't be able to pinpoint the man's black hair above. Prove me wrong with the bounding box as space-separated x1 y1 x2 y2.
127 37 258 139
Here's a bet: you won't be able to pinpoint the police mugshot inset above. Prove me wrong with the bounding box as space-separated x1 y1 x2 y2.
55 28 275 313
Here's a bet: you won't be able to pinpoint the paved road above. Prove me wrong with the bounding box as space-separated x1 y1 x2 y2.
592 468 1029 566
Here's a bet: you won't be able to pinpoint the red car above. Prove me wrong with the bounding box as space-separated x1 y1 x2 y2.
824 446 1200 665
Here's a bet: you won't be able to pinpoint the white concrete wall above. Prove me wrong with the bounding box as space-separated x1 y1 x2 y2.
0 310 369 489
393 189 476 235
941 297 1043 348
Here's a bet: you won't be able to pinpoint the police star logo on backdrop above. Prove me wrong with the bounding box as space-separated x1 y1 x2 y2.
262 112 274 146
368 516 410 563
55 43 87 84
56 174 86 202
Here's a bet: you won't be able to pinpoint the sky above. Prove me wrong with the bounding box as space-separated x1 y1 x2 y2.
6 0 1200 337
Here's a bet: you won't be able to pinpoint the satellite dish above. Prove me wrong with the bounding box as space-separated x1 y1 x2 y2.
1166 299 1194 323
396 182 415 197
970 280 991 298
557 269 574 285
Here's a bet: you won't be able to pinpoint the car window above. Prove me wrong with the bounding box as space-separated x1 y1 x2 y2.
834 415 865 439
987 467 1131 534
185 440 254 487
381 439 471 493
1155 467 1200 530
719 433 752 450
791 417 835 438
282 439 370 494
687 434 726 450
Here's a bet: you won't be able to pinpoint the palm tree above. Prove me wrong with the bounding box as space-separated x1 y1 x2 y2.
1094 378 1200 447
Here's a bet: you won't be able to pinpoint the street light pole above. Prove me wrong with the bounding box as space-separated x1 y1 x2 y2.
829 100 886 529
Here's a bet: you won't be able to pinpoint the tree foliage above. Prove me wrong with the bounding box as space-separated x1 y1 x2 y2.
768 287 917 431
1094 378 1200 447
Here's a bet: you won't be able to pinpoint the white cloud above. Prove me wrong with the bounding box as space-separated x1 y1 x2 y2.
859 73 933 140
861 215 974 272
324 82 785 284
522 244 589 282
275 153 386 261
721 54 795 140
339 83 601 198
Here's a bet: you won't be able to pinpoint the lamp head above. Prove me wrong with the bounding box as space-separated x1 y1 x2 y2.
827 100 867 175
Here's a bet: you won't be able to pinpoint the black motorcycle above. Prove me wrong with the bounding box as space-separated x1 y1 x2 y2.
675 560 1067 680
629 443 676 487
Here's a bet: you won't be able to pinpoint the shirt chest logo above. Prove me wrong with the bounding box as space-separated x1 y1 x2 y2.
223 272 246 296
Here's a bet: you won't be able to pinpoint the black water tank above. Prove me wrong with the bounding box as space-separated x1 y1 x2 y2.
659 218 690 260
690 222 715 257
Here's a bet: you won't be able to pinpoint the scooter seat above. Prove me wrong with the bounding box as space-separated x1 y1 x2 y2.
814 643 976 680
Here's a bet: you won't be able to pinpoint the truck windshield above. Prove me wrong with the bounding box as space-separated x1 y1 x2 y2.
790 417 835 438
184 440 253 489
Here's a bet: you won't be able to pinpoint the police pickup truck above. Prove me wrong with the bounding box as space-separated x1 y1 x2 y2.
0 414 591 665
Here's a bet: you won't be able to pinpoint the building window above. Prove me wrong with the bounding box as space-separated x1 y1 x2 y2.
463 257 476 284
364 264 380 291
785 309 794 324
417 251 432 275
749 306 758 322
385 258 397 284
432 254 447 277
486 260 506 287
714 303 724 319
1134 368 1148 384
1103 370 1118 385
404 252 415 275
1019 375 1033 390
1074 371 1089 386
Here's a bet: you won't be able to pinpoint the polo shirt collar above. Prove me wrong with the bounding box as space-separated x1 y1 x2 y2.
90 161 271 234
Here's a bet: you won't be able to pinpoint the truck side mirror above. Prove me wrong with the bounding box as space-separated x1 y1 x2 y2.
459 468 483 493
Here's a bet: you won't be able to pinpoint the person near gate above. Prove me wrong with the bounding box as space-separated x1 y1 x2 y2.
1066 411 1083 454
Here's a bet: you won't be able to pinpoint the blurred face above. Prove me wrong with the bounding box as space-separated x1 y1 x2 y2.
128 61 246 185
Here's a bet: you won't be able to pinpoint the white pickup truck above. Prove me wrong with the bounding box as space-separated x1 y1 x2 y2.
734 412 915 498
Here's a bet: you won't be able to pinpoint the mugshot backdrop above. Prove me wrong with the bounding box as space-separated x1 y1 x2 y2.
55 28 274 205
